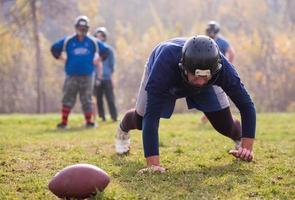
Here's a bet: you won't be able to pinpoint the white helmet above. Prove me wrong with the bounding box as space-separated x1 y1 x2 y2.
74 15 89 35
74 15 89 27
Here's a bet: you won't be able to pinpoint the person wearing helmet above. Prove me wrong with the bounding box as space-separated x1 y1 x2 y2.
115 36 256 173
93 27 118 122
201 20 237 123
51 16 109 129
206 21 235 63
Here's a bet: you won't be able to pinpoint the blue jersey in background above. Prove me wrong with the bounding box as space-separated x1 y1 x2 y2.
215 35 230 55
100 43 115 80
51 35 109 76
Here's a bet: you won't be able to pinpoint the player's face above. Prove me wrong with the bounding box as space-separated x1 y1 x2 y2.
187 72 211 87
96 32 106 42
206 29 216 39
76 25 88 36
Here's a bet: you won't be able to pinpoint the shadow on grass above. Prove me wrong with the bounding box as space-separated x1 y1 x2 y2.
109 157 253 198
33 126 99 135
33 121 118 136
110 154 143 168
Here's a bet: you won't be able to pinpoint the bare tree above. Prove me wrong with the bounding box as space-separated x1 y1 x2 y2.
30 0 44 113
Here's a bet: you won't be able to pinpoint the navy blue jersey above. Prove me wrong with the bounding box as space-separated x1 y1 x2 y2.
101 43 115 80
215 35 230 55
51 35 109 76
142 37 256 157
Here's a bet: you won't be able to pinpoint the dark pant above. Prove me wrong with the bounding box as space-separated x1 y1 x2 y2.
204 108 241 141
95 80 117 121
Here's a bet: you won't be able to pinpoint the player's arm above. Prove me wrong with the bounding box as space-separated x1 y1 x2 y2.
50 38 65 61
143 92 166 163
94 58 103 87
139 46 176 173
216 57 256 161
109 48 115 73
97 40 109 61
225 45 235 63
139 91 168 173
108 48 115 87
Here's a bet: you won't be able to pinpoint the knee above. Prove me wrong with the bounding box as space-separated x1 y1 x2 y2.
62 99 76 109
218 119 241 140
211 119 240 140
121 108 143 131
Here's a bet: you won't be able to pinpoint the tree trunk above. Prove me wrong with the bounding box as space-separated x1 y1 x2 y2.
31 0 44 113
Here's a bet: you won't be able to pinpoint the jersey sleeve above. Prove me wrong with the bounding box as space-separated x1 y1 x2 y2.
215 56 256 138
108 47 115 73
222 39 230 51
97 40 109 61
50 38 65 59
142 92 168 157
142 46 179 157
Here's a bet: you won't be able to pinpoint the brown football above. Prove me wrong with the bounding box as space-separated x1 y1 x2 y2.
48 164 110 199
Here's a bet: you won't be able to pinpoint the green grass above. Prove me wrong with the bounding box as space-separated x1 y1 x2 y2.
0 113 294 199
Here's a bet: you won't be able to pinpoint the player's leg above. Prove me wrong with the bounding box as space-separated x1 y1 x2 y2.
120 109 143 132
204 107 241 143
79 76 96 128
187 85 241 147
115 65 148 154
104 80 118 122
96 81 105 121
92 90 97 123
57 76 79 128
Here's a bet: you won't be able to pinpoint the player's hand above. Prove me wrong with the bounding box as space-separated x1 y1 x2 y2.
95 78 101 86
58 56 66 63
229 148 253 162
58 52 67 63
138 165 166 174
229 138 254 162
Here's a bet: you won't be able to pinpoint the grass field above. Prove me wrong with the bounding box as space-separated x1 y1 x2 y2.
0 113 294 199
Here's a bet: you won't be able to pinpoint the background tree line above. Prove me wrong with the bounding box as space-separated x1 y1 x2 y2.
0 0 294 113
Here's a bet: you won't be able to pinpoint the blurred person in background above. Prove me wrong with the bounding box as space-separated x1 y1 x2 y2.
206 21 235 63
51 16 109 129
201 20 236 122
93 27 118 122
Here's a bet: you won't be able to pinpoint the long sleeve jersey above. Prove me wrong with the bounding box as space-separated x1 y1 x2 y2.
142 37 256 157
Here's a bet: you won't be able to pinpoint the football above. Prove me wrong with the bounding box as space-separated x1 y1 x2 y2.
48 164 110 199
